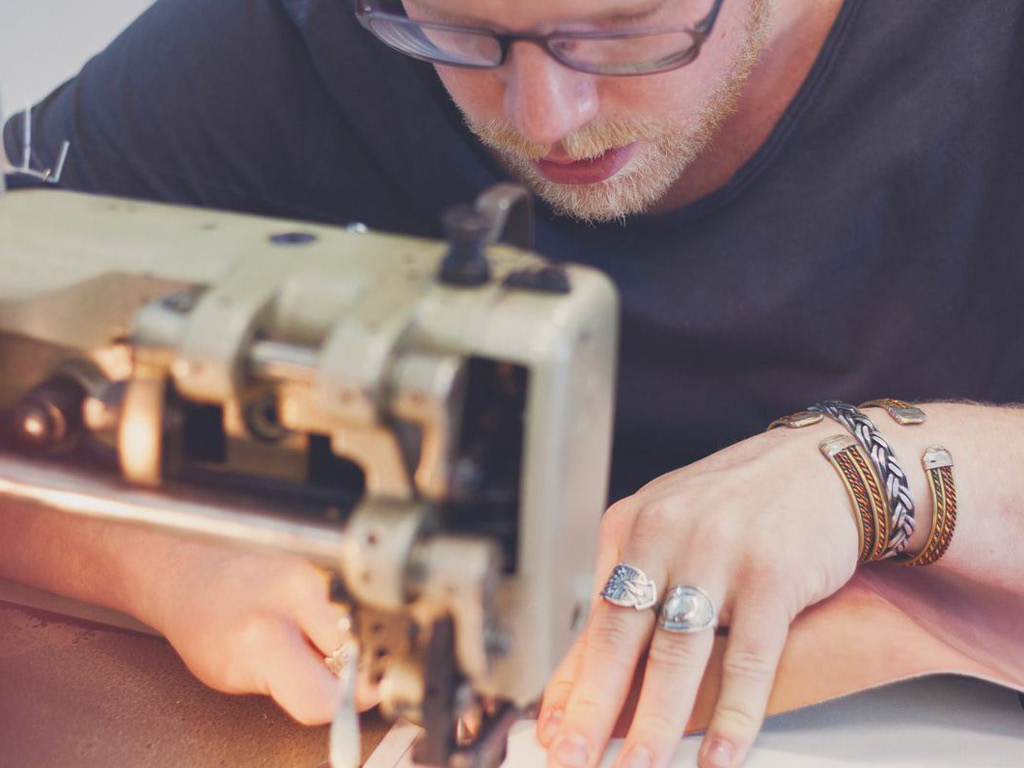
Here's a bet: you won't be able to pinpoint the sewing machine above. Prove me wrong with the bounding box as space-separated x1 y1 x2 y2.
0 174 618 768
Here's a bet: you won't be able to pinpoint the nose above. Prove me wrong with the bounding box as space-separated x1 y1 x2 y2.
502 42 599 149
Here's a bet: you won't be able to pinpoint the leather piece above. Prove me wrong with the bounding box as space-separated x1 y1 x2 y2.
0 601 391 767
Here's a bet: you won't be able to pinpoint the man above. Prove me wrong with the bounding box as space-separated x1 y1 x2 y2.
2 1 1023 767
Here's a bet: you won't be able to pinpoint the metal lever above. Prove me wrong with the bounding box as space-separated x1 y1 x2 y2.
9 103 70 184
329 637 362 768
438 184 534 287
473 184 534 251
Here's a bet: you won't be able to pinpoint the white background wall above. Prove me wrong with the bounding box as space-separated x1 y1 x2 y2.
0 0 153 129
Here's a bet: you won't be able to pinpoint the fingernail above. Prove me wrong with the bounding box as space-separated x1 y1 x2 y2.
554 733 590 768
539 708 564 745
702 737 735 768
619 746 652 768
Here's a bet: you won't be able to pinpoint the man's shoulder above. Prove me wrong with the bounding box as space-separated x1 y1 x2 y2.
1 0 480 227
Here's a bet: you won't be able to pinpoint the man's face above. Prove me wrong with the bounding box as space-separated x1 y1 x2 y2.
418 0 772 223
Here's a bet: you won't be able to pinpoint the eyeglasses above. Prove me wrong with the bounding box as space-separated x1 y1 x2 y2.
355 0 725 77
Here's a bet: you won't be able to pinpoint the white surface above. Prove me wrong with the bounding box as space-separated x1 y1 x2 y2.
0 0 153 124
0 576 158 636
368 676 1024 768
0 0 151 170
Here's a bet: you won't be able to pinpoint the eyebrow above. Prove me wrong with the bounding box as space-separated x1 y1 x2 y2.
404 0 671 26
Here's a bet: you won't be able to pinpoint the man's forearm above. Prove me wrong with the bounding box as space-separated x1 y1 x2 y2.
0 495 359 724
2 403 1020 615
865 402 1024 591
0 501 185 626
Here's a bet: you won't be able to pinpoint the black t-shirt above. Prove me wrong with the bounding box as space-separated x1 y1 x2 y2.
5 0 1023 501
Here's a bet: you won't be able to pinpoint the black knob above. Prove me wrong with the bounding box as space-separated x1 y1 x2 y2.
438 204 492 287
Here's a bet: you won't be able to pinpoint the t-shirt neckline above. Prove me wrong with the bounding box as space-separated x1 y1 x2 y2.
647 0 867 228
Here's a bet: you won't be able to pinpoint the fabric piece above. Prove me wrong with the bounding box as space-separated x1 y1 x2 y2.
0 602 370 767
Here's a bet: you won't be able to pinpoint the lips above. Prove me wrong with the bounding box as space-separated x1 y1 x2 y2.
533 143 639 185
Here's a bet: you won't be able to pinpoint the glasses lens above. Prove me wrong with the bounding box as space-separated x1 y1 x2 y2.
548 31 699 75
367 17 502 67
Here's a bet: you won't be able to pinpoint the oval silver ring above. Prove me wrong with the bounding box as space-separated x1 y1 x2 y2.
657 585 717 632
599 563 659 611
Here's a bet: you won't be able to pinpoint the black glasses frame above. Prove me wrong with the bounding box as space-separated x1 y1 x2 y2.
355 0 727 76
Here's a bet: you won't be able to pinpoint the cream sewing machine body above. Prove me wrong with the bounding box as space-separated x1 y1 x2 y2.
0 180 618 768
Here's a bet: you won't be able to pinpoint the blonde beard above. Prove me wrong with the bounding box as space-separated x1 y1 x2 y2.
465 1 774 224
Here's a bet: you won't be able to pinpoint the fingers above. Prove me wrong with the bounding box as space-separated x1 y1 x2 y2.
285 565 347 657
546 562 662 768
298 594 349 657
613 585 722 768
290 568 382 712
698 599 789 768
537 636 586 747
538 507 627 749
261 621 341 725
354 657 383 712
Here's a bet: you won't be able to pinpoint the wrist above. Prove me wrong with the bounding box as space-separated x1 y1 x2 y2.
113 530 226 632
768 401 939 562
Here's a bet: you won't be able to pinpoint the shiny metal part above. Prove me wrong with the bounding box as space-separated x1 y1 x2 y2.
860 398 927 426
329 638 362 768
657 585 717 633
922 445 954 471
83 382 125 432
768 410 825 430
600 564 658 611
819 434 857 459
474 184 534 251
811 400 917 558
11 104 70 184
0 451 348 568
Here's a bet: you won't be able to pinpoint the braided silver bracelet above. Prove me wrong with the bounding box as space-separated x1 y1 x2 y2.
808 400 916 557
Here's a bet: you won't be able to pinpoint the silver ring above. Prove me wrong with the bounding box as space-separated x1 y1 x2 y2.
325 639 357 677
657 586 717 632
600 563 659 611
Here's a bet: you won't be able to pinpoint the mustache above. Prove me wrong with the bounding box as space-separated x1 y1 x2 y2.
468 118 664 162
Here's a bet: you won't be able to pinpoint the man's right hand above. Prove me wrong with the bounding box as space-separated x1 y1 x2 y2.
0 502 379 725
